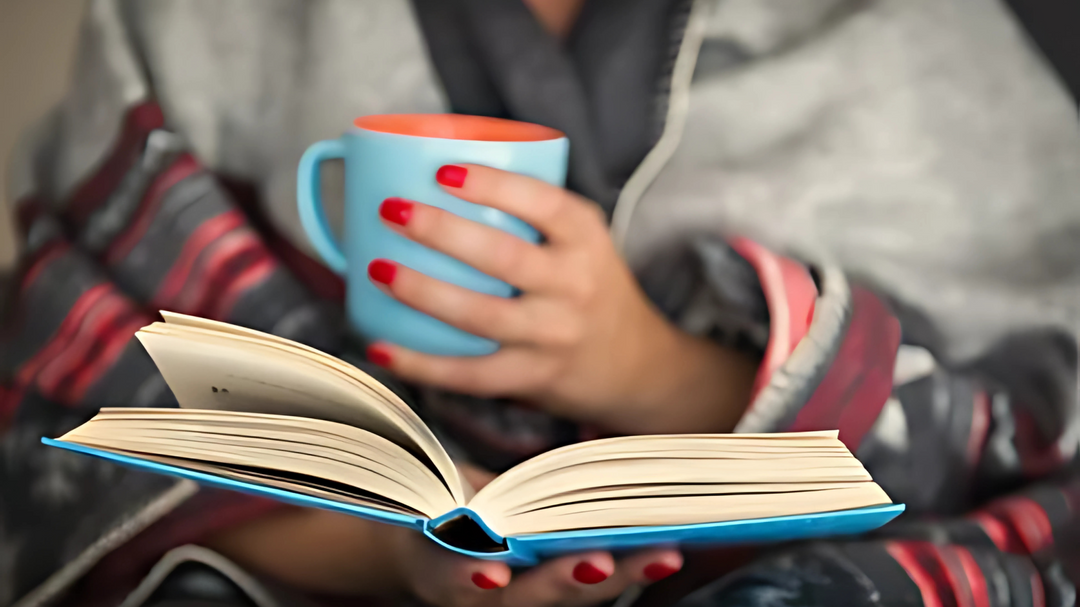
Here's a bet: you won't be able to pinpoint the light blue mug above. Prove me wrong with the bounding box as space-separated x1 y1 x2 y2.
297 114 569 356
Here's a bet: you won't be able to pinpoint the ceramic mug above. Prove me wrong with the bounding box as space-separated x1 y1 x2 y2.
297 114 569 356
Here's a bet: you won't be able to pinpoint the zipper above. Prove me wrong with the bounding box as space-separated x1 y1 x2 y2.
610 0 709 255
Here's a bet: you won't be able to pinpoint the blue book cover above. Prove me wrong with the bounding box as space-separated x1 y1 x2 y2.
42 314 904 566
41 437 903 566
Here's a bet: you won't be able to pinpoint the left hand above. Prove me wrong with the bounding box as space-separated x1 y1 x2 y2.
365 164 756 434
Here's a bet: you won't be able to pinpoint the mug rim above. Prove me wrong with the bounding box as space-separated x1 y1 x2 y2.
352 114 565 142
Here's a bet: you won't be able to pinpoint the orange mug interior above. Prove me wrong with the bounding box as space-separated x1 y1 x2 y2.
353 114 564 142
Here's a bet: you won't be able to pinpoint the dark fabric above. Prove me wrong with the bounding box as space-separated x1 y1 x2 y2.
412 0 689 212
661 473 1080 607
1004 0 1080 104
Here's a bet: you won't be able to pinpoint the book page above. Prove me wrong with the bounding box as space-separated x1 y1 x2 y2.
138 317 464 504
467 432 892 536
62 408 457 517
487 485 892 536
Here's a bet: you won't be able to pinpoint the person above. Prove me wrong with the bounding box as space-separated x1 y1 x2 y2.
2 0 1079 605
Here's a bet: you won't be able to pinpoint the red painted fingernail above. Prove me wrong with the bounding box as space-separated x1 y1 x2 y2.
643 563 680 582
471 572 501 590
572 562 609 585
436 165 467 188
368 259 397 285
365 344 392 368
380 197 414 226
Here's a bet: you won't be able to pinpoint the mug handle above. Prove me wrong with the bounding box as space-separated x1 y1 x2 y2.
297 138 348 274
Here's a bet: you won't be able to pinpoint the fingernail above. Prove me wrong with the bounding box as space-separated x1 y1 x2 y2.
471 572 501 590
644 563 680 582
572 562 609 585
436 165 467 188
380 197 413 226
365 344 392 368
368 259 397 285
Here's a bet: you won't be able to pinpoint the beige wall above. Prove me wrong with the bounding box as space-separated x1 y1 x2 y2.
0 0 85 269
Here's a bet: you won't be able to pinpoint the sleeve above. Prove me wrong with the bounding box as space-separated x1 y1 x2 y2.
1 16 347 600
637 235 1079 517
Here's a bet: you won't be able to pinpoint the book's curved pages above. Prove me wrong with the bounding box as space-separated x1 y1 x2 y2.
44 313 904 564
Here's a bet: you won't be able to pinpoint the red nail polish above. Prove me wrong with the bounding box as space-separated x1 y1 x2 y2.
572 562 609 585
436 165 467 188
380 197 413 226
471 572 500 590
365 344 392 368
643 563 680 582
368 259 397 285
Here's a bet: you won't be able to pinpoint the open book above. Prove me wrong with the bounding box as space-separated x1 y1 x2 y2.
45 313 903 564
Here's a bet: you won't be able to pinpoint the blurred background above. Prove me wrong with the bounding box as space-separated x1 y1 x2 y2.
0 0 1074 274
0 0 85 270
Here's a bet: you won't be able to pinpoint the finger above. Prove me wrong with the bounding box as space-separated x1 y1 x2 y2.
435 164 604 245
499 551 617 607
379 197 558 293
367 341 554 398
461 558 512 592
403 532 511 605
368 258 543 344
604 548 684 588
501 549 682 607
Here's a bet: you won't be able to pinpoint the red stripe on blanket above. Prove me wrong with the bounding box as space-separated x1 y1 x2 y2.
61 312 149 403
218 175 346 302
1013 411 1064 478
993 497 1054 554
933 545 977 607
0 383 25 433
210 255 276 321
969 511 1021 553
953 546 990 607
66 102 166 226
15 283 111 388
176 230 265 319
886 542 945 607
35 290 131 398
105 153 202 265
966 391 991 468
728 238 818 400
17 241 70 293
789 287 901 450
150 210 247 309
12 276 149 407
1031 566 1046 607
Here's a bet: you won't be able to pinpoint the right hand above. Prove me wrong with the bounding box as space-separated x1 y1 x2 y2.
389 463 682 607
389 523 683 607
206 465 681 605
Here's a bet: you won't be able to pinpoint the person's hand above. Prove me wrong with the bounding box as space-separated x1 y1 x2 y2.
204 463 683 604
389 523 681 607
388 462 683 607
365 164 757 434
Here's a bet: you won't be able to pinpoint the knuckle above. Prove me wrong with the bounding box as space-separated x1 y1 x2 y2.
534 357 564 385
491 236 531 282
564 273 597 306
483 299 519 337
453 364 493 395
540 317 584 348
538 188 573 226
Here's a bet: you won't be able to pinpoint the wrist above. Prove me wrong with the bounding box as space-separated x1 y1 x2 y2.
615 321 758 435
